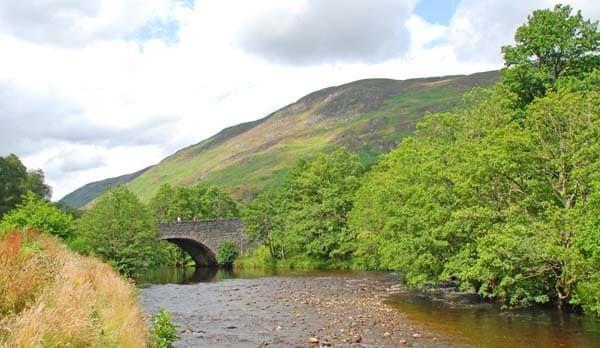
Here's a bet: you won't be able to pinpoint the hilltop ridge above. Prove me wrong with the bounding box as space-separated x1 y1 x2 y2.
61 70 500 208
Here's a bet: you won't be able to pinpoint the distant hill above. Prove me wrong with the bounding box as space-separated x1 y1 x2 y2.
59 167 149 209
62 71 500 208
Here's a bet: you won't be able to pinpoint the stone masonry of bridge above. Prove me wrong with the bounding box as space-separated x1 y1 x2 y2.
158 218 250 267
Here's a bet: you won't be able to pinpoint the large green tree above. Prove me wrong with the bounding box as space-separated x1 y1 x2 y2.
501 4 599 107
74 186 162 274
243 148 365 262
0 154 51 217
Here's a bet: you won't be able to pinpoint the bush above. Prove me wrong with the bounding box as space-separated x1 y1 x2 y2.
150 308 179 348
217 240 239 266
0 192 73 239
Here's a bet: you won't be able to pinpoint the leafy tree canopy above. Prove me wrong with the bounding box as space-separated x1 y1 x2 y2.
74 186 162 275
0 154 51 217
243 147 365 262
501 4 599 107
149 182 239 222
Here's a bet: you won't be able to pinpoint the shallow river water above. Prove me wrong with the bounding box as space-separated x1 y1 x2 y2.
137 267 600 347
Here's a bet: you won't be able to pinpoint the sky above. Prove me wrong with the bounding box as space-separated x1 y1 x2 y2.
0 0 598 200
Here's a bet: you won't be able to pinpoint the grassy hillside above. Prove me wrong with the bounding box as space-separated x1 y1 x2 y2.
59 167 149 208
64 71 500 207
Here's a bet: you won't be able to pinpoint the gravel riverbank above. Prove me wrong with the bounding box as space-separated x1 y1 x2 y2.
139 272 463 347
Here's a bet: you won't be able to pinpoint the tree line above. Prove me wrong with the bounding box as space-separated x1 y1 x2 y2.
242 4 600 314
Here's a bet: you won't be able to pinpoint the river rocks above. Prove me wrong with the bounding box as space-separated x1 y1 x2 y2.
139 274 457 347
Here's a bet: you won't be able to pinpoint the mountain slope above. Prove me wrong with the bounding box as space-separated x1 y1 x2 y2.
128 71 500 202
62 71 500 208
59 167 149 208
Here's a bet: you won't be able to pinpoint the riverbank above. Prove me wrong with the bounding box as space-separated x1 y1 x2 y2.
139 271 459 347
0 229 148 347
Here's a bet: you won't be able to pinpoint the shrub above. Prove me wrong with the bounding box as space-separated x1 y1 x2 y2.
150 308 179 348
0 192 73 239
217 240 239 266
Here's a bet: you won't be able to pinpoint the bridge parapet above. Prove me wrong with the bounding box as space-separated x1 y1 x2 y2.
158 218 250 266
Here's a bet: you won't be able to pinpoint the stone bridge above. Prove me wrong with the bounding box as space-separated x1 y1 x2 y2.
158 218 249 267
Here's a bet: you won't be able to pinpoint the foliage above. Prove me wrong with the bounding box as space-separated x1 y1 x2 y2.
501 4 599 107
241 189 283 259
242 147 365 264
0 192 74 239
150 308 179 348
149 182 239 223
350 81 600 311
217 240 239 266
0 154 51 217
74 186 163 275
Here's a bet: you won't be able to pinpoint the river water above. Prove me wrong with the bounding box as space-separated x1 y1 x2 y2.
137 267 600 347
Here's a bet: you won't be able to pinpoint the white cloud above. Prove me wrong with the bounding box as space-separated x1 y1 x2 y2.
2 0 595 200
0 0 169 46
237 0 414 65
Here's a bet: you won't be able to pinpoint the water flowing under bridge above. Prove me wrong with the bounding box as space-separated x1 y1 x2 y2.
158 218 249 266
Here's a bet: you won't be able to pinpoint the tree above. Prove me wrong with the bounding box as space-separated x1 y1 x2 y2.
148 183 176 223
148 182 239 222
202 186 239 219
74 186 162 275
242 189 284 259
0 192 73 239
501 4 599 107
0 154 51 217
244 148 365 263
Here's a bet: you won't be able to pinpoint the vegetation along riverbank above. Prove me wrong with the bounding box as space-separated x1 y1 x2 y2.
0 229 148 347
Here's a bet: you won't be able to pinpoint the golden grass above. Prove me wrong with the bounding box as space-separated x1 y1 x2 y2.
0 229 148 347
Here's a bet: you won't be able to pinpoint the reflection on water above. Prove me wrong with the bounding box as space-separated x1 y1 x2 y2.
135 266 219 285
134 266 319 285
386 292 600 348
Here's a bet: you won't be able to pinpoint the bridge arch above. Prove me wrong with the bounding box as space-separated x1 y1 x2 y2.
164 238 217 267
158 218 249 267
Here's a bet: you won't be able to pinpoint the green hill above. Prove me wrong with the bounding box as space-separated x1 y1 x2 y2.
59 167 149 208
61 71 500 208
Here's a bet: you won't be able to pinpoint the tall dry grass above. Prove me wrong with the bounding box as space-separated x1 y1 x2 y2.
0 229 148 347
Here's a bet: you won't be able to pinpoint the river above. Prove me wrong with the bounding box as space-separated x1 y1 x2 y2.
137 267 600 347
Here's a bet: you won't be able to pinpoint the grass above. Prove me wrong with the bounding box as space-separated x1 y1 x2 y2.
0 229 149 347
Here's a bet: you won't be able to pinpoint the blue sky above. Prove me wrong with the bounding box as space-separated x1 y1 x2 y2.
414 0 460 25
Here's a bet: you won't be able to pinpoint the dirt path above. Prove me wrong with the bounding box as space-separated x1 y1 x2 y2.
139 273 463 347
